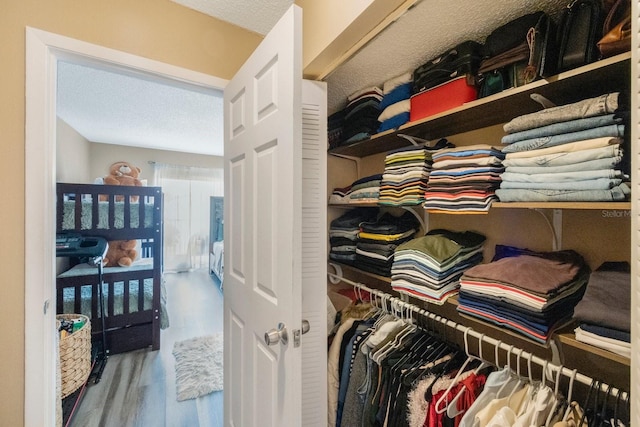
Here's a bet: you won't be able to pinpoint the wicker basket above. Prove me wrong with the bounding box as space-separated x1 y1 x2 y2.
57 314 91 399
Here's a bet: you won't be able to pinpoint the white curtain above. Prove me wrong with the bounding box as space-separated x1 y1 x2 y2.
153 162 223 272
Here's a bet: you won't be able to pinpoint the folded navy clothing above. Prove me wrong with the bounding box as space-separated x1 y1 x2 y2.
378 112 410 133
352 174 383 186
379 83 412 110
572 262 630 332
360 211 421 234
330 208 379 229
580 323 630 343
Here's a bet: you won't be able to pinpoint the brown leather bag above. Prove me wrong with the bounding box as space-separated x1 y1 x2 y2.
597 0 631 58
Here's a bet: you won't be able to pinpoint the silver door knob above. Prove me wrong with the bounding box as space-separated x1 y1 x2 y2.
264 322 288 346
301 319 310 335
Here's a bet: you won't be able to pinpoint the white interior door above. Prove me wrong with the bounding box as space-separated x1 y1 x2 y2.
223 5 303 427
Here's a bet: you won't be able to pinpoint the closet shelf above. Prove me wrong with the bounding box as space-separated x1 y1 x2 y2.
329 201 631 211
328 52 630 159
330 261 631 370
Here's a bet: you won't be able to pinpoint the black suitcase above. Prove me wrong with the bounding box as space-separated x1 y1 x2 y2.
557 0 604 72
412 40 483 94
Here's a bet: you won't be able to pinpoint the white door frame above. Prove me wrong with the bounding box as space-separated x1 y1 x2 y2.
25 27 228 426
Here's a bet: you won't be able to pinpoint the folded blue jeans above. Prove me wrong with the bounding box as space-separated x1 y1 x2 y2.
496 183 630 202
503 144 622 167
504 156 621 175
499 178 623 191
502 113 624 144
502 124 625 153
501 168 625 183
504 92 620 133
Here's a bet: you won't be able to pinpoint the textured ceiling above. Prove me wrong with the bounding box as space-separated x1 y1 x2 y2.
326 0 569 114
57 61 224 156
171 0 293 35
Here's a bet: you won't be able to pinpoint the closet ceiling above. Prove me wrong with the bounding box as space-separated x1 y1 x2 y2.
170 0 293 35
325 0 569 114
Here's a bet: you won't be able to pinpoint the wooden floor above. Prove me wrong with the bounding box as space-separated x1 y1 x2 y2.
69 269 224 427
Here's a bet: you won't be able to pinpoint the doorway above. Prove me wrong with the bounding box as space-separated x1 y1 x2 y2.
25 27 228 425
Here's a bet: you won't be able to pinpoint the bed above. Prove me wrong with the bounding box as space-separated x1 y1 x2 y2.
56 183 165 354
210 240 224 285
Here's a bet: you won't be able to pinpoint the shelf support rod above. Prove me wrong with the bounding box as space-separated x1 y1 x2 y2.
328 152 361 178
533 208 562 251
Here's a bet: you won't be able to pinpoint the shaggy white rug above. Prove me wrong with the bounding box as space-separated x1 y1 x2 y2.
172 333 223 401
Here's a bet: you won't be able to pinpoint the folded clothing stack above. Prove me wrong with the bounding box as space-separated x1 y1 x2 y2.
355 211 420 277
457 246 590 344
378 146 434 207
377 72 412 133
328 208 379 266
391 229 486 305
424 144 505 213
497 92 630 202
572 262 630 358
339 86 383 146
328 109 346 150
328 174 382 204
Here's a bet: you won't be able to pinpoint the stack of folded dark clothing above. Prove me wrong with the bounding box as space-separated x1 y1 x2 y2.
457 246 590 344
496 92 630 202
328 109 346 150
329 208 379 266
355 211 420 277
572 262 630 358
340 87 383 145
423 144 505 212
377 72 412 133
391 229 486 305
328 174 382 205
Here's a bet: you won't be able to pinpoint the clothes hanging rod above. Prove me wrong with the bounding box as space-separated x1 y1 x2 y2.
327 270 629 402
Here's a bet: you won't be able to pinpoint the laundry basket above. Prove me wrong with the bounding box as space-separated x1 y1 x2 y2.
57 314 91 399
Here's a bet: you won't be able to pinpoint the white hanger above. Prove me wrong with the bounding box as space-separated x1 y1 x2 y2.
544 365 564 427
446 333 490 417
434 328 476 414
495 344 515 398
561 369 578 421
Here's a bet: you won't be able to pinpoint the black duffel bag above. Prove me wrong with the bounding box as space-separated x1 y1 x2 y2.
412 40 483 94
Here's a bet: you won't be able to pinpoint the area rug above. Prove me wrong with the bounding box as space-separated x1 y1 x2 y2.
172 333 223 401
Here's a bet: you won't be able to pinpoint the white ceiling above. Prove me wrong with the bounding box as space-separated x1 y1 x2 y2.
57 61 224 156
171 0 293 35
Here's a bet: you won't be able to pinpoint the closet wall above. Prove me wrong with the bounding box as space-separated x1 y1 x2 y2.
322 0 633 409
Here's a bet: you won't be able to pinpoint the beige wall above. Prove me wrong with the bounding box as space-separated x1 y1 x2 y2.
56 118 93 183
0 1 260 424
90 143 223 187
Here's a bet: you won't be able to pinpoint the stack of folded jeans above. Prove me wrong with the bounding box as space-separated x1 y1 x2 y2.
457 246 590 344
572 262 630 358
496 92 630 202
391 229 486 305
377 72 412 133
355 211 420 277
328 174 382 204
339 87 383 146
329 208 379 265
423 144 505 212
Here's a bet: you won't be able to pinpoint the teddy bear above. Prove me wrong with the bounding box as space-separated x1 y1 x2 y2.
100 161 143 202
103 161 142 187
103 239 138 267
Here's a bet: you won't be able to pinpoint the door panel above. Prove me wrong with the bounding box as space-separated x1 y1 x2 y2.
224 5 303 427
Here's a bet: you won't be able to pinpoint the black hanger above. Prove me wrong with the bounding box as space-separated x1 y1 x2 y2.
579 378 598 427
